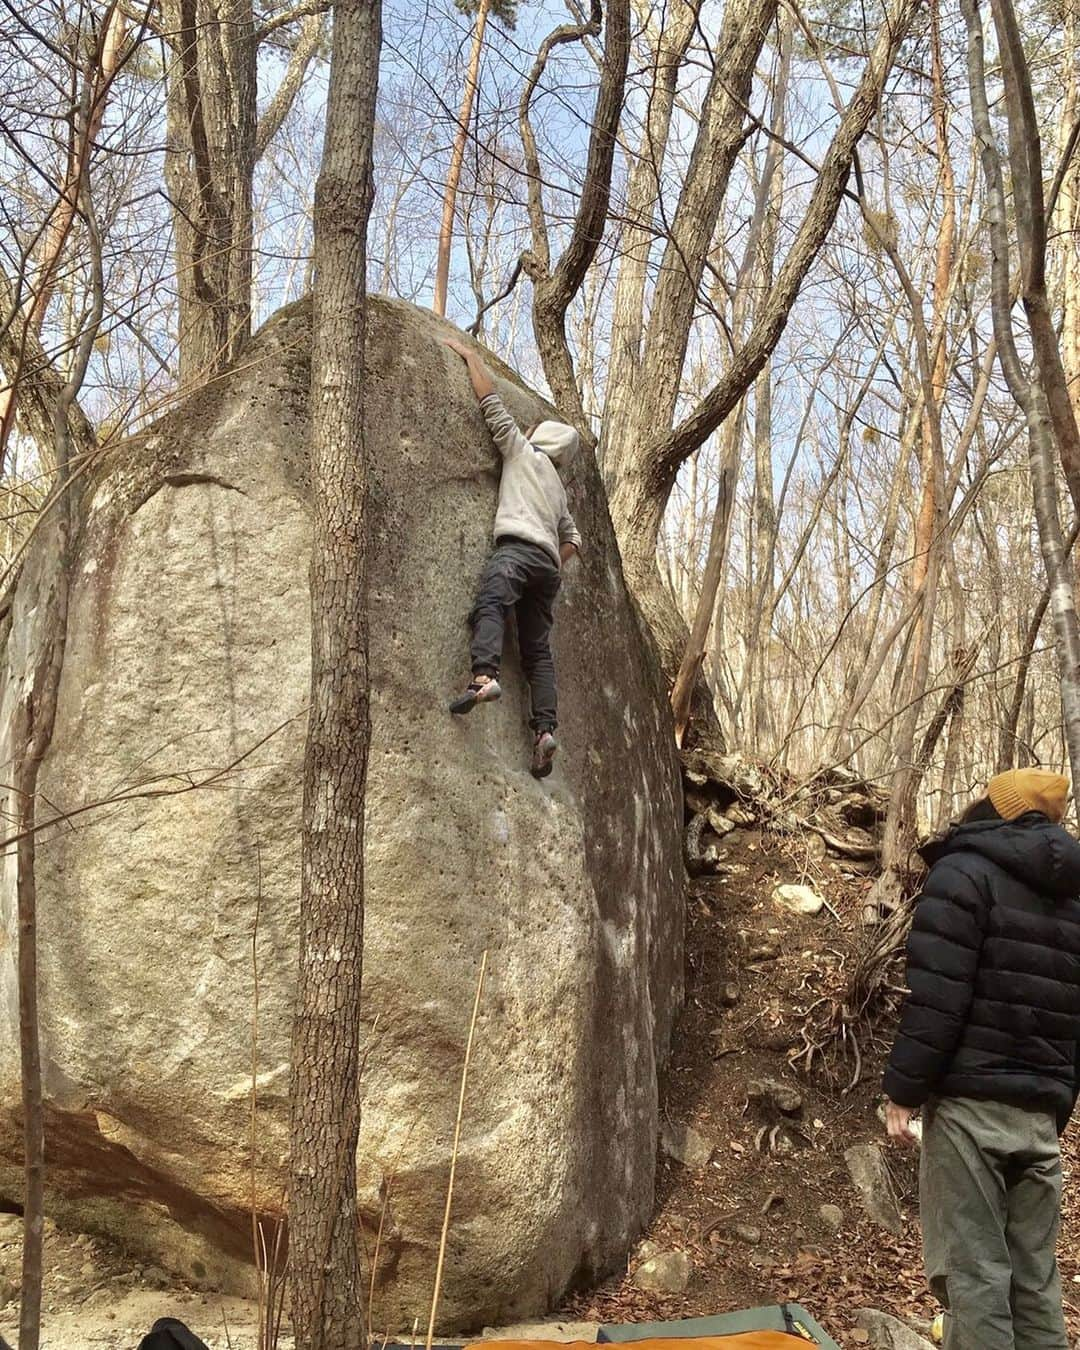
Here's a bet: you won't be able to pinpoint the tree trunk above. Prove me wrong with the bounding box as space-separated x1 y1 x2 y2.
521 0 631 431
163 0 257 383
14 169 106 1350
963 0 1080 792
670 411 741 745
287 0 380 1347
605 0 921 661
433 0 492 318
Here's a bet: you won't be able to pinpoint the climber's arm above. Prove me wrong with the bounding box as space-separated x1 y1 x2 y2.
559 510 581 565
445 338 530 460
444 338 495 401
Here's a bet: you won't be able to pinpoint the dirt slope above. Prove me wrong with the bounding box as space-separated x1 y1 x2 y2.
559 825 1080 1347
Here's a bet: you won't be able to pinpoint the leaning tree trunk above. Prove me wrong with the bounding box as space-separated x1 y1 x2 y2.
286 0 381 1347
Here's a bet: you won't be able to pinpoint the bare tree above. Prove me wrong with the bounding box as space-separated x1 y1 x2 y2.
162 0 333 382
286 0 380 1345
433 0 518 317
963 0 1080 789
519 0 630 433
602 0 923 674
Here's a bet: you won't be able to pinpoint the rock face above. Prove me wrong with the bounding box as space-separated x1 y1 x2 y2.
0 298 684 1330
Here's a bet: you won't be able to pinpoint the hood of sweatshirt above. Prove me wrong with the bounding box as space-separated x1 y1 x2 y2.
922 813 1080 900
530 419 580 469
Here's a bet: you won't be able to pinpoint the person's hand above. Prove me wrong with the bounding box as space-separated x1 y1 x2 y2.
885 1098 919 1145
443 337 472 359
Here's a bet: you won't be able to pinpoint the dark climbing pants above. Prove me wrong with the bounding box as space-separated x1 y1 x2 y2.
920 1095 1069 1350
470 538 561 732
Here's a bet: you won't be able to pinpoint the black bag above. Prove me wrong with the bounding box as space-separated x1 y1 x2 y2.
137 1318 212 1350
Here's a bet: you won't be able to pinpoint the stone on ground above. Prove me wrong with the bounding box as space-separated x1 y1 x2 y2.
632 1250 692 1294
854 1308 935 1349
0 297 684 1331
747 1076 803 1115
772 883 825 916
844 1142 903 1235
660 1120 715 1169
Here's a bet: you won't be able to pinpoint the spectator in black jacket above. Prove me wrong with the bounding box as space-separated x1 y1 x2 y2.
883 767 1080 1350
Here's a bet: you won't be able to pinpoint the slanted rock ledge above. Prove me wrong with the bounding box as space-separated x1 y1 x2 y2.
0 297 684 1330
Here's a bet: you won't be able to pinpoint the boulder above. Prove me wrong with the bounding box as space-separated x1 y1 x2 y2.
0 298 684 1330
844 1143 903 1235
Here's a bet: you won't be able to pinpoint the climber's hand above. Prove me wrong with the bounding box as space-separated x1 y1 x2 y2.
443 338 472 359
885 1098 919 1146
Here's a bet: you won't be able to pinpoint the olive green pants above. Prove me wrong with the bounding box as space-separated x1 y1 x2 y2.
920 1096 1069 1350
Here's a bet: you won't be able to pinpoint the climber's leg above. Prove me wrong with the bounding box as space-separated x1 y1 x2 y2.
450 545 526 715
517 558 561 771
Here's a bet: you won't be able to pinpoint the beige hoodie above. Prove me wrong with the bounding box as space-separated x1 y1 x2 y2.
479 394 582 567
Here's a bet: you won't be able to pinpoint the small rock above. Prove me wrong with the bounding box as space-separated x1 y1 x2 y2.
772 883 825 916
80 1259 97 1278
0 1276 17 1306
845 1142 903 1235
0 1214 21 1243
819 1203 844 1232
705 807 736 837
636 1240 660 1263
853 1308 935 1349
142 1265 170 1289
660 1120 715 1169
732 1224 761 1245
747 939 780 963
748 1077 803 1115
725 802 756 826
720 982 740 1007
632 1249 692 1294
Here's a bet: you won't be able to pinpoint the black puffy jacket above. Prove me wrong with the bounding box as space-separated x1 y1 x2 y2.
883 812 1080 1132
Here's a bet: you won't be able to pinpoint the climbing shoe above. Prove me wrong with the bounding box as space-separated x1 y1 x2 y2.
449 676 501 716
530 730 557 778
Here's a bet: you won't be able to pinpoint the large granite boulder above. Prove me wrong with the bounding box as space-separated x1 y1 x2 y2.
0 298 684 1330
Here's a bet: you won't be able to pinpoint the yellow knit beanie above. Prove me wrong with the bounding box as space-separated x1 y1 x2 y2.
987 768 1070 823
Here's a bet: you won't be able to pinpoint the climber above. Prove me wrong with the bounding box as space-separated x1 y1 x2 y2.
882 768 1080 1350
443 336 581 779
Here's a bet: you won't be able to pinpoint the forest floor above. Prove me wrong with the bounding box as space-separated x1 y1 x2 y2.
559 824 1080 1346
3 824 1078 1349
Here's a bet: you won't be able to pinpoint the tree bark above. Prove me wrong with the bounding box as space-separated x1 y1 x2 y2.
286 0 380 1346
163 0 257 383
